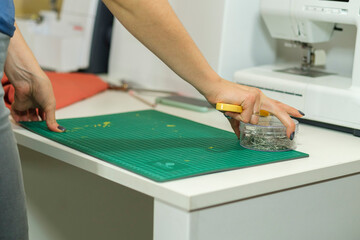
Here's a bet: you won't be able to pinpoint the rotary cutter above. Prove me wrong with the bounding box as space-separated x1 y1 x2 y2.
215 103 270 117
216 103 299 152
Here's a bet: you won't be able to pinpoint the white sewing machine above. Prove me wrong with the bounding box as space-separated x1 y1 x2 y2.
234 0 360 136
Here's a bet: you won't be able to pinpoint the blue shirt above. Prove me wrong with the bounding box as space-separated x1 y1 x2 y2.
0 0 15 37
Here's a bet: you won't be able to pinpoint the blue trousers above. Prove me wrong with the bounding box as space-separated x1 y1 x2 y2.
0 33 29 240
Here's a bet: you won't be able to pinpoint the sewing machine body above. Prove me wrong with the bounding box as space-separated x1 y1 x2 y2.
234 0 360 136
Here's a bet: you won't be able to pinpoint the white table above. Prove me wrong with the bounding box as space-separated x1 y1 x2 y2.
13 90 360 240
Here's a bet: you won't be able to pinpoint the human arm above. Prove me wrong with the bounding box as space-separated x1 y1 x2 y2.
4 23 64 132
102 0 303 138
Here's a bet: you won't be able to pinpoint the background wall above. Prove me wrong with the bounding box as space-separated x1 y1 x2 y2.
108 0 227 98
108 0 276 98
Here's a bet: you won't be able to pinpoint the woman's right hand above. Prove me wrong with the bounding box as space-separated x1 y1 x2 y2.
204 78 304 139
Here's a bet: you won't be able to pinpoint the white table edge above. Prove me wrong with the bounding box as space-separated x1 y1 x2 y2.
13 126 360 212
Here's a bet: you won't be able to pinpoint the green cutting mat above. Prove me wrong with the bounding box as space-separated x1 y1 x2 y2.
21 110 309 182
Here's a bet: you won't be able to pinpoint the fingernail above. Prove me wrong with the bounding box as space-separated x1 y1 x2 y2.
290 132 295 141
58 126 66 132
298 110 305 116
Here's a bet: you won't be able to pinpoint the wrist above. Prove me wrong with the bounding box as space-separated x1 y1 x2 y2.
190 71 221 99
6 64 46 85
197 74 224 104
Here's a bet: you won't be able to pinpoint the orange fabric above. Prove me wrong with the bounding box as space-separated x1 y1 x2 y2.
1 72 109 110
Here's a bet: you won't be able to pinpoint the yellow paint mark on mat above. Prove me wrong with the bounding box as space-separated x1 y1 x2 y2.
103 122 111 128
92 122 111 128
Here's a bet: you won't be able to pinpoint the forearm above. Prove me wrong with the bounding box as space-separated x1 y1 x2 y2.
102 0 221 97
4 23 47 88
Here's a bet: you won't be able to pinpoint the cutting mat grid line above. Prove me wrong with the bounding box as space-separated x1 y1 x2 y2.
21 110 309 182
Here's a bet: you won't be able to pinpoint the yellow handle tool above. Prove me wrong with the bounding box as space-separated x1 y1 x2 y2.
216 103 270 117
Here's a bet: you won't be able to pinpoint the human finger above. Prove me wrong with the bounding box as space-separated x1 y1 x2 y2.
275 101 305 118
251 93 261 125
43 107 66 132
260 98 300 139
38 109 46 121
240 90 260 123
224 112 243 122
250 114 259 125
28 109 39 121
240 105 254 123
266 106 296 139
10 108 21 122
227 118 240 139
12 109 28 122
11 99 31 122
20 114 29 122
276 110 296 139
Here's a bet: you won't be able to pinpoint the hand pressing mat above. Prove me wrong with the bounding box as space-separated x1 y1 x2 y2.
21 110 309 182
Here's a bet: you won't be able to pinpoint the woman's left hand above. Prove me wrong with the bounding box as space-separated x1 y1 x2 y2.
5 22 64 132
9 73 64 132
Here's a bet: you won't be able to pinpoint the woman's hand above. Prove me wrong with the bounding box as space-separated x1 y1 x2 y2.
9 73 64 132
4 23 64 132
205 78 304 139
